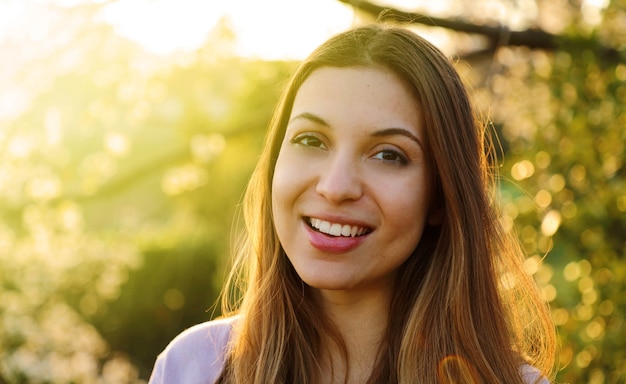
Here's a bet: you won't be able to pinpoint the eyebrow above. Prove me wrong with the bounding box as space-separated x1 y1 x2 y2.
289 112 329 127
371 128 423 150
289 112 423 149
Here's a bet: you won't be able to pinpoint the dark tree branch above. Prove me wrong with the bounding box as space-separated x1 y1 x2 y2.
339 0 558 49
338 0 622 61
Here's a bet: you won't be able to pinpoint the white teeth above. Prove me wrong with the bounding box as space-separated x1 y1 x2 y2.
329 223 342 236
309 218 369 237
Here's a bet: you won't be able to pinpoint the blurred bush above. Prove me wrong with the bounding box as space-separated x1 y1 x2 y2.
488 47 626 383
0 1 624 383
471 2 626 380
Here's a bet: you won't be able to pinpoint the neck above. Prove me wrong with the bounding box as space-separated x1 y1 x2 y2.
313 287 392 384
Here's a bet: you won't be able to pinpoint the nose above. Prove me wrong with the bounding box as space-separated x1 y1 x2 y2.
315 153 363 203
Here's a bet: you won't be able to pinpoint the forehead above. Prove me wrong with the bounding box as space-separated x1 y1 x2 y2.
290 66 422 132
295 66 415 100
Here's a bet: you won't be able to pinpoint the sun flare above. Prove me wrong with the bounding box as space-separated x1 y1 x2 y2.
100 0 355 59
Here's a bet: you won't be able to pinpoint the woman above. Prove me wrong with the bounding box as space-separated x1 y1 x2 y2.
149 24 556 383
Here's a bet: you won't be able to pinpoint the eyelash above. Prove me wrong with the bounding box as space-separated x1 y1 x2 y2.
289 133 409 165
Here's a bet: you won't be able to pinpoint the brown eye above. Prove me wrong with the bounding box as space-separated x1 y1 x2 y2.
371 150 409 165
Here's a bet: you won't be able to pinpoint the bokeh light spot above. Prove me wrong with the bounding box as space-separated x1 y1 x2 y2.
8 135 34 159
541 210 561 236
535 263 554 285
588 369 605 384
548 174 566 192
500 272 517 290
569 164 587 186
541 284 557 302
535 189 552 208
523 255 540 275
190 133 226 163
574 304 594 322
578 260 592 277
535 151 551 169
616 64 626 81
598 300 615 316
576 350 592 368
552 308 569 326
104 132 131 157
511 160 535 180
26 176 62 201
582 289 598 305
578 277 594 293
585 317 606 340
563 261 581 281
161 163 209 195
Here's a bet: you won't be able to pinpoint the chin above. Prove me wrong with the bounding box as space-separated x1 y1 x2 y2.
298 272 357 291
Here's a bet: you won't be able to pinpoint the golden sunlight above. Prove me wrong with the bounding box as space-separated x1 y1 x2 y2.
0 0 355 59
100 0 355 59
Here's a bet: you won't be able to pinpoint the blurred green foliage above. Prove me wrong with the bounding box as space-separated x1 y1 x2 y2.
473 2 626 381
490 47 626 382
0 1 624 383
0 4 295 382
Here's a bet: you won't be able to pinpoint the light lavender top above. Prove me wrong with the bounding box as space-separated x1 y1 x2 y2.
149 316 549 384
149 317 234 384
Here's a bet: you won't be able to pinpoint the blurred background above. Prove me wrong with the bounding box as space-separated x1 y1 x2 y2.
0 0 623 382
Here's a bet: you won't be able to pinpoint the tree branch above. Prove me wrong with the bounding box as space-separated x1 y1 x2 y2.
339 0 557 49
338 0 622 61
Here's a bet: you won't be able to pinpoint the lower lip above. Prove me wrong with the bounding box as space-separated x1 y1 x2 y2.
304 222 367 253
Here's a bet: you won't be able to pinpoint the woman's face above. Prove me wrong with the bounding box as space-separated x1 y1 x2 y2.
272 66 438 294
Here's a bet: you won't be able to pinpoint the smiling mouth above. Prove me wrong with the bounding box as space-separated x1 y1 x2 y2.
306 217 372 237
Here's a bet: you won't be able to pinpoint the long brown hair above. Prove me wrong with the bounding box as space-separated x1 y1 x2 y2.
218 24 556 383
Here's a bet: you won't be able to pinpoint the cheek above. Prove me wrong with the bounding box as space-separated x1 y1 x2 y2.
272 147 316 198
271 151 303 218
382 181 433 229
271 155 291 203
